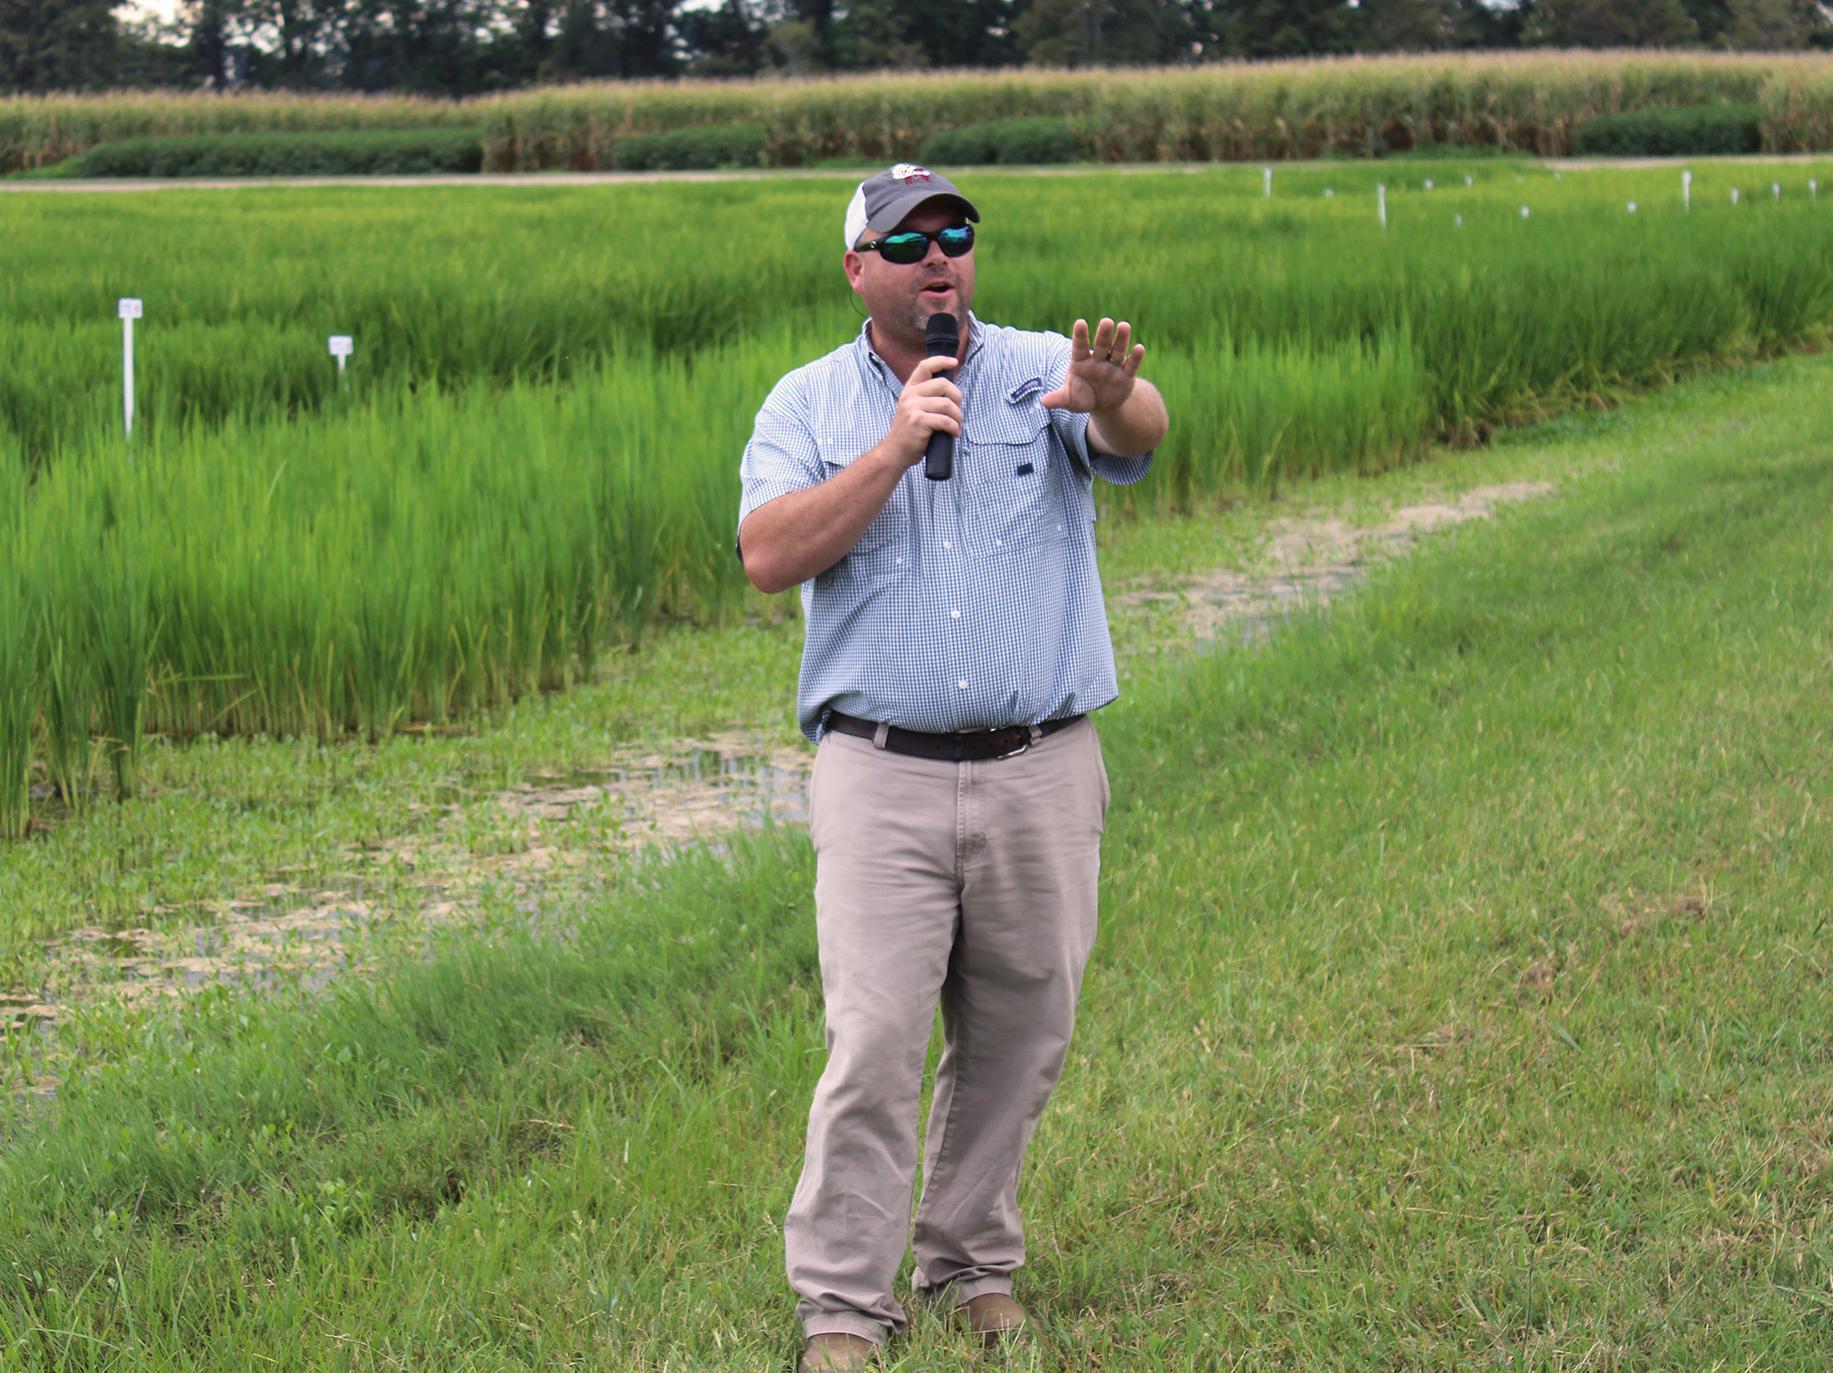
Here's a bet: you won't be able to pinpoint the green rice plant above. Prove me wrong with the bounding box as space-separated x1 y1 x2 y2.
7 166 1832 471
0 560 37 841
1131 329 1432 507
37 609 95 810
85 536 155 800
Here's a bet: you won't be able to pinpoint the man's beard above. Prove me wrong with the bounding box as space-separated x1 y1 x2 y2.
903 298 967 340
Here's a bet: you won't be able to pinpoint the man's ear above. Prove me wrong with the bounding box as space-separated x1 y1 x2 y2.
843 251 865 291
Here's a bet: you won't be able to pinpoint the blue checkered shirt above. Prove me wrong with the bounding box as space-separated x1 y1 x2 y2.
739 316 1154 743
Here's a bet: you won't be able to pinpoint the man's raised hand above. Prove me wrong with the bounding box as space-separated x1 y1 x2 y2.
1039 317 1144 415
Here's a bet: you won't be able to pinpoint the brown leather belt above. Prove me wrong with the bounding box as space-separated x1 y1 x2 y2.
825 710 1083 763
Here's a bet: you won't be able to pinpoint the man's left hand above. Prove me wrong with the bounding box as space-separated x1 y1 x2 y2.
1039 317 1143 417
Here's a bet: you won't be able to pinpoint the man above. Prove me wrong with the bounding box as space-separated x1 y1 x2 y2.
737 163 1167 1373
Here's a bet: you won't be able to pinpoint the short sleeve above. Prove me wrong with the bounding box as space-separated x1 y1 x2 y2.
738 370 824 536
1041 331 1154 487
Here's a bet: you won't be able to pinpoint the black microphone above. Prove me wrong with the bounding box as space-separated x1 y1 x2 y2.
922 311 959 481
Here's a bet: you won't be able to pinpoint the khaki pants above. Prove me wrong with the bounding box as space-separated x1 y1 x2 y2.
786 717 1110 1343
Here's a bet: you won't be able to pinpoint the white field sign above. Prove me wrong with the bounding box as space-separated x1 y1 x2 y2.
329 335 354 376
118 297 142 440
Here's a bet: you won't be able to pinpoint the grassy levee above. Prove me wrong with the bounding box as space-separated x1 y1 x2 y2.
0 361 1826 1367
4 164 1833 828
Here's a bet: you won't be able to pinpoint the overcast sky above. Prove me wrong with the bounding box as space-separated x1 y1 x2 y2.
122 0 181 24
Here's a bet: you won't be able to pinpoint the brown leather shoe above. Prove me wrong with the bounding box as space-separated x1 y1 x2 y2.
951 1293 1029 1345
796 1333 879 1372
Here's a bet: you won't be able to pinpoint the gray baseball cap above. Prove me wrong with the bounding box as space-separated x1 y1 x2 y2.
844 163 980 248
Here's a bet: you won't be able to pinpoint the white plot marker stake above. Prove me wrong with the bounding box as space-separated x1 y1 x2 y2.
329 334 354 379
1464 174 1474 188
1811 178 1819 200
118 297 142 441
1731 187 1741 205
1772 181 1781 202
1264 166 1272 198
1520 205 1531 219
1423 177 1435 191
1377 183 1387 229
1627 201 1637 214
1683 169 1692 212
1323 186 1334 198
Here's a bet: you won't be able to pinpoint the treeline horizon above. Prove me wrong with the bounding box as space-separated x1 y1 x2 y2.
6 1 1831 100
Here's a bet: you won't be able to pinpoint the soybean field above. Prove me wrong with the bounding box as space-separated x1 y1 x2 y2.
2 159 1832 840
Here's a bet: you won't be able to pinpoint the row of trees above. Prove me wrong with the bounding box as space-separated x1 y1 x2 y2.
5 1 1830 97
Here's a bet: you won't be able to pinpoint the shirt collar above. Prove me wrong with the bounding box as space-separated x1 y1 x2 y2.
856 312 984 377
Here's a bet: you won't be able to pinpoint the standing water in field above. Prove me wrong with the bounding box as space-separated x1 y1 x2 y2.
4 732 810 1069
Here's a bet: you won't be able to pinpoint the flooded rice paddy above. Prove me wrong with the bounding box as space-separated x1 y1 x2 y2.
4 480 1555 1098
1119 481 1555 650
2 734 812 1096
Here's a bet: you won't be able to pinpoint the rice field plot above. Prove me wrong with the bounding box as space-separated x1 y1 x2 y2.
0 355 1825 1371
1 160 1831 839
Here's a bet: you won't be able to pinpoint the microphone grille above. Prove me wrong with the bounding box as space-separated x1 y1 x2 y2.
925 312 959 345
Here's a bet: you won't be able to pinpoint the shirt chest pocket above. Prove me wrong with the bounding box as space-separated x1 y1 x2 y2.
964 405 1066 558
819 432 911 580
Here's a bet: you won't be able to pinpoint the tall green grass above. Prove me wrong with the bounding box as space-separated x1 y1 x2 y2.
2 163 1831 827
0 561 36 841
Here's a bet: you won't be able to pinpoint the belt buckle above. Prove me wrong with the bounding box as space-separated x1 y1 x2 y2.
988 726 1031 761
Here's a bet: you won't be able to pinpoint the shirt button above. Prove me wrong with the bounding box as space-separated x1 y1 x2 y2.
957 679 969 690
942 540 953 551
895 557 904 565
994 538 1003 547
950 609 961 620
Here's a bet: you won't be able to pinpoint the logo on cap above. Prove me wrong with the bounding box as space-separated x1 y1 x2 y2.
890 163 934 185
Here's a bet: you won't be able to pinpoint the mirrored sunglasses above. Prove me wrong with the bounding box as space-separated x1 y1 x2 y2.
857 224 975 265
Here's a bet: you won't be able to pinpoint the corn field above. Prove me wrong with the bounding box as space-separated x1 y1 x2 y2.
6 52 1833 174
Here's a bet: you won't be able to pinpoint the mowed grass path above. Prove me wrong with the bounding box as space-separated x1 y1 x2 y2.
0 359 1828 1369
